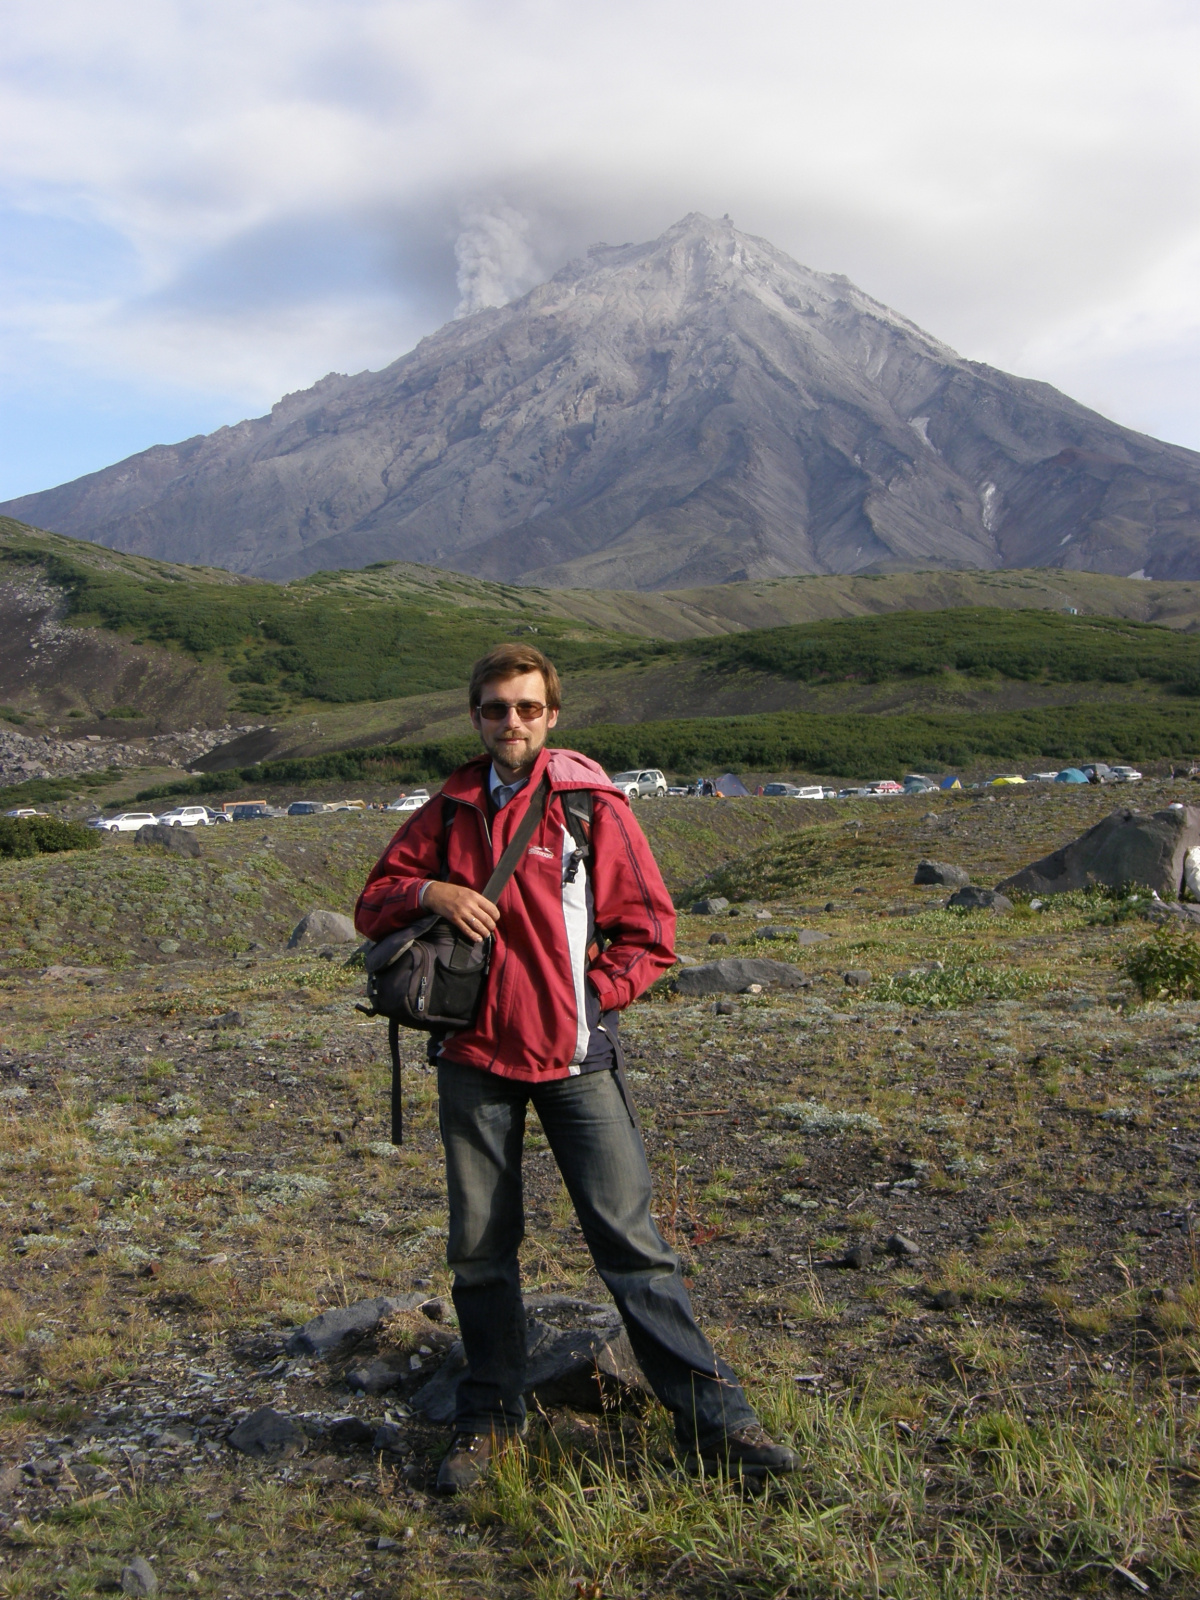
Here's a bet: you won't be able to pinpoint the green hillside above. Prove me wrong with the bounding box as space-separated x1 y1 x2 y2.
7 518 1200 807
678 607 1200 691
6 520 1199 720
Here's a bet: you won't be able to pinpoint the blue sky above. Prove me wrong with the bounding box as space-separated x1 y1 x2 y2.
1 0 1198 500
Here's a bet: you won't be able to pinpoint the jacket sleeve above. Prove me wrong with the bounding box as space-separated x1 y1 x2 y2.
585 792 677 1011
354 801 447 940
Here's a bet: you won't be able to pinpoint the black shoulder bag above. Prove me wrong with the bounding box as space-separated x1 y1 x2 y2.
357 776 549 1143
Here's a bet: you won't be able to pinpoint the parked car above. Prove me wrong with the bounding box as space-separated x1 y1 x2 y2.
229 802 273 821
4 807 48 819
287 800 326 816
761 782 801 797
1110 765 1143 782
156 805 214 827
385 791 430 813
87 811 160 833
609 768 668 799
867 780 904 796
666 786 689 797
1082 763 1118 784
1028 771 1060 782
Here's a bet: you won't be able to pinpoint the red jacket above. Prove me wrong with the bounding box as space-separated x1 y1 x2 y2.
355 746 677 1082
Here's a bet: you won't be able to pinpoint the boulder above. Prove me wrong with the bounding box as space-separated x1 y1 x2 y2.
227 1406 305 1458
688 897 729 915
135 823 200 858
913 859 969 888
413 1297 648 1424
843 969 872 988
673 958 812 995
947 886 1012 913
997 807 1200 900
287 909 358 948
284 1292 434 1358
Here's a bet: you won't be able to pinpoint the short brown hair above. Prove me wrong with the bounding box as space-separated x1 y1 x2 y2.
469 643 561 710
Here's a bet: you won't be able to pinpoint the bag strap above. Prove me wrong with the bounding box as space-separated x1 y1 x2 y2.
481 776 550 901
389 1016 402 1144
441 776 549 976
559 790 593 884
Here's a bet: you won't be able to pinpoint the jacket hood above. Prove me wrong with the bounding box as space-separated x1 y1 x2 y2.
439 746 624 806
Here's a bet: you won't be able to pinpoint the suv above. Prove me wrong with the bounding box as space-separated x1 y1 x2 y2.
156 806 212 827
609 768 667 799
230 802 272 821
88 811 160 832
287 800 325 816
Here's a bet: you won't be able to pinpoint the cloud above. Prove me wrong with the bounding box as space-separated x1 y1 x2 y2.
0 0 1197 497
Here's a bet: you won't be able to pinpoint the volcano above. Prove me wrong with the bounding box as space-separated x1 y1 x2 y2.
5 212 1200 587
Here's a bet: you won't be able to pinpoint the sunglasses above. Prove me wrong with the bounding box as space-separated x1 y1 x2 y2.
476 699 548 722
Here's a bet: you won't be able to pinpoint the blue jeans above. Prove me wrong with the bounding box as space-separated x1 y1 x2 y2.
436 1058 758 1447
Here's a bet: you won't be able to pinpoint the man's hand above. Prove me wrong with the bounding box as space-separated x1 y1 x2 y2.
422 882 500 942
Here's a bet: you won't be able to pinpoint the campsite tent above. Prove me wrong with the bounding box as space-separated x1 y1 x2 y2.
939 775 962 790
1055 767 1089 784
700 772 751 798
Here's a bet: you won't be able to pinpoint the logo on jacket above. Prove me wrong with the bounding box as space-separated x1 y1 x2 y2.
527 845 555 859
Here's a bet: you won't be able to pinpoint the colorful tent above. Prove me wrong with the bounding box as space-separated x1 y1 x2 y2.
1055 767 1089 784
939 775 962 790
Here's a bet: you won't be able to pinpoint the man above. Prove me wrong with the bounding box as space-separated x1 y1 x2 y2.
355 643 796 1492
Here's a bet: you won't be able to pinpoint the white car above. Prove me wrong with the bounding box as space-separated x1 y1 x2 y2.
87 811 161 833
156 806 212 828
4 808 46 819
610 769 668 799
386 791 430 813
1111 765 1143 782
1028 771 1060 782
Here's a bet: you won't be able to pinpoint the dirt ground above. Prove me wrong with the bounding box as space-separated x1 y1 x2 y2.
0 781 1198 1597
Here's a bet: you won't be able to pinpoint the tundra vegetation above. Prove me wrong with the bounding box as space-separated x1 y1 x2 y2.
0 779 1198 1597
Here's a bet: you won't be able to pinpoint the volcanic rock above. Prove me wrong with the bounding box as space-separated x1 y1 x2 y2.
997 807 1200 900
914 859 969 888
947 886 1013 913
412 1300 648 1424
227 1407 304 1459
673 959 812 995
284 1293 433 1358
287 910 358 949
135 823 200 858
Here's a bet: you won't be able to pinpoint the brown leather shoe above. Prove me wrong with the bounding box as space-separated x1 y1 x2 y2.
693 1422 798 1478
436 1432 496 1494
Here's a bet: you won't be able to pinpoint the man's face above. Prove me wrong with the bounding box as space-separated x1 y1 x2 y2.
470 669 559 777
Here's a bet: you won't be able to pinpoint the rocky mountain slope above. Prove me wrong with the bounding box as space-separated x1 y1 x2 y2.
4 215 1200 589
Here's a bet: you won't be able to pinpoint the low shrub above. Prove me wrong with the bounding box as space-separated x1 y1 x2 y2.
1125 922 1200 1001
870 961 1042 1009
0 816 101 859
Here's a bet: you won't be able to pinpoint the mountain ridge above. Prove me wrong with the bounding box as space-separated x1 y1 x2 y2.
4 212 1200 586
